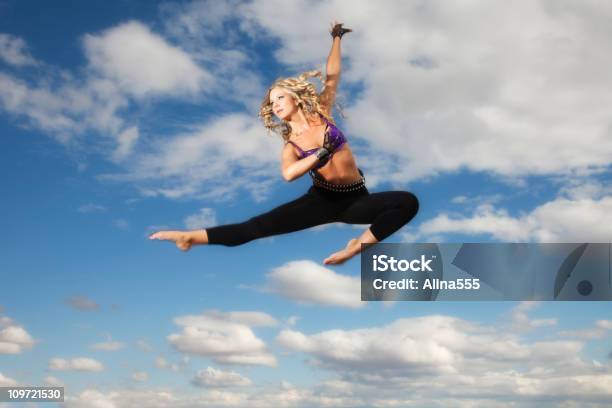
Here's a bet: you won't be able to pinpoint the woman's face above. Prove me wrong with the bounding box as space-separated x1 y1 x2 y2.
269 87 298 121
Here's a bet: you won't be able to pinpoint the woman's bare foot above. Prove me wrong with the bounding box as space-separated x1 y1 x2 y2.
324 238 361 265
149 230 194 251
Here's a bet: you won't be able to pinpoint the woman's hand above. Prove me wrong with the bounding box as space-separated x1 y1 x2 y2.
322 130 335 154
330 21 352 39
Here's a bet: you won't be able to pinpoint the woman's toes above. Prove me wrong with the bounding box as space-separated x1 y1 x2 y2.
150 231 169 240
324 250 347 265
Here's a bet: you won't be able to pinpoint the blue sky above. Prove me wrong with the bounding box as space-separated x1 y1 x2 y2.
1 0 612 407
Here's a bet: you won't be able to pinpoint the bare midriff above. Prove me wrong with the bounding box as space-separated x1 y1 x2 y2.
315 145 362 184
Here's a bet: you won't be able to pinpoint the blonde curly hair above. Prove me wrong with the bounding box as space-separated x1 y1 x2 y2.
259 70 335 141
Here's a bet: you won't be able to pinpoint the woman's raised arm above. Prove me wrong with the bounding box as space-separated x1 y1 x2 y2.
319 22 351 115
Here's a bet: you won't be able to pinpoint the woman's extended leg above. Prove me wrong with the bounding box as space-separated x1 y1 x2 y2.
205 189 338 246
324 191 419 264
149 188 337 250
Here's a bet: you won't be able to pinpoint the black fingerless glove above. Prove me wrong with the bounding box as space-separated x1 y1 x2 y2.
331 23 352 39
315 147 331 163
322 131 335 153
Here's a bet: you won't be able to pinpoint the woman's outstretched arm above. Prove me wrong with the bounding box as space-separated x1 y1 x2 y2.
319 22 351 114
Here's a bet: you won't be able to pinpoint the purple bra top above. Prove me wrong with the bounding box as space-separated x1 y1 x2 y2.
286 114 347 169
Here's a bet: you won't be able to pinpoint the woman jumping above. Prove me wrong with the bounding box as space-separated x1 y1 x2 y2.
149 22 419 265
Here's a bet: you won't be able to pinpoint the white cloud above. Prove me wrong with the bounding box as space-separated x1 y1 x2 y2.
416 203 529 240
91 340 124 351
3 0 612 206
63 388 223 408
192 367 252 388
0 72 85 140
558 179 612 201
277 315 587 376
49 357 104 372
64 389 118 408
168 310 277 367
160 0 266 111
210 310 278 327
242 0 612 185
161 1 241 42
100 113 281 202
596 320 612 330
558 328 609 340
0 372 18 387
510 302 558 331
43 375 64 387
0 315 35 354
450 194 504 207
61 384 357 408
112 126 139 161
272 313 612 406
184 208 217 230
409 195 612 242
83 21 210 98
0 33 37 66
59 367 612 408
278 315 458 374
265 260 363 309
558 319 612 340
0 20 215 171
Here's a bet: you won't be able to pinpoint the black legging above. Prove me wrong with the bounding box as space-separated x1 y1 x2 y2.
206 184 419 247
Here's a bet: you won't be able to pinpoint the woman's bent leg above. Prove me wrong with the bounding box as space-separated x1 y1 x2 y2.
340 191 419 241
207 189 336 246
322 191 419 265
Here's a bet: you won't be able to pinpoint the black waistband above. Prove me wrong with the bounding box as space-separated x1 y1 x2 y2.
309 169 366 192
